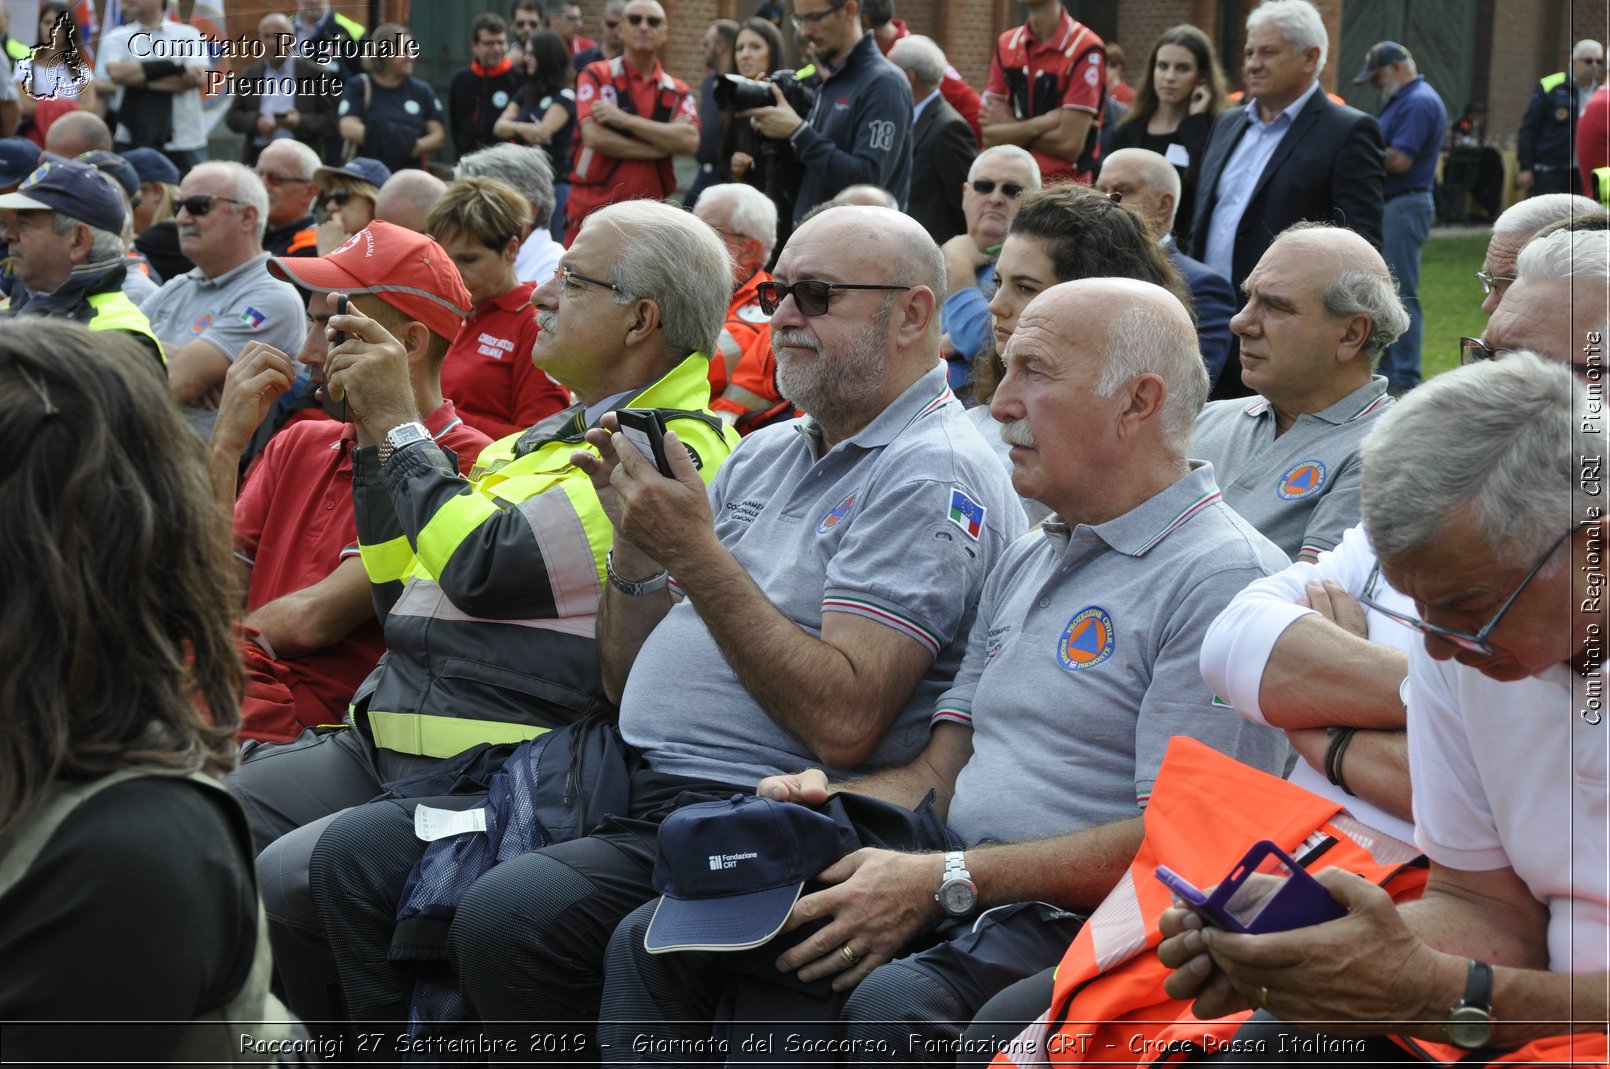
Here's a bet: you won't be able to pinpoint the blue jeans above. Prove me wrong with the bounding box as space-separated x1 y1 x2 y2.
1379 190 1434 390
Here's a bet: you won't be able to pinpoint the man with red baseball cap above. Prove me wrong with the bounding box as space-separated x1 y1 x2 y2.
208 219 492 746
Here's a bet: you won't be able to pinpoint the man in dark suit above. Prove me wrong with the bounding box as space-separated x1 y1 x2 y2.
1098 147 1237 389
889 34 975 245
224 14 339 167
1191 0 1384 398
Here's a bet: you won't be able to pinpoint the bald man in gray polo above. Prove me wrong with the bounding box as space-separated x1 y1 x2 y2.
1191 224 1408 562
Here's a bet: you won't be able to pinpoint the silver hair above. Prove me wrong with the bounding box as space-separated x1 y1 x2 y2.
581 200 731 361
888 35 946 90
1491 193 1603 242
828 184 899 209
260 138 321 181
695 182 778 261
1278 222 1408 363
1103 147 1182 229
50 212 127 263
1516 226 1610 290
456 142 556 228
1247 0 1328 74
1362 352 1586 567
968 145 1042 189
1574 39 1605 61
1092 300 1210 454
195 161 268 240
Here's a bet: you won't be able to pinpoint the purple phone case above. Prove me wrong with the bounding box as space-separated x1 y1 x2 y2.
1156 840 1346 934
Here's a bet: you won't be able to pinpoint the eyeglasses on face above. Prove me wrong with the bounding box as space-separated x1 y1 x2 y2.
1358 526 1577 656
324 188 358 207
555 264 620 292
257 170 312 188
625 13 664 27
754 279 912 317
1476 270 1514 297
792 1 846 28
1458 336 1512 366
603 18 621 29
178 194 244 217
969 178 1026 199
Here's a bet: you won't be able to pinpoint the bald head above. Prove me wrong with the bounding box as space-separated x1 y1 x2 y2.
1095 148 1181 236
375 170 448 233
44 112 112 158
794 204 945 325
1269 223 1408 362
831 184 900 209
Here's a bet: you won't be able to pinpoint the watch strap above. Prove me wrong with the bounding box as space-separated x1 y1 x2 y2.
378 421 431 466
1461 958 1493 1011
606 549 669 596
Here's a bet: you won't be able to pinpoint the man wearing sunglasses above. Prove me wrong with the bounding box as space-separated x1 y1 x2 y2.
139 161 306 439
1189 223 1406 564
741 0 913 223
566 0 697 243
1163 354 1608 1065
937 145 1039 397
252 139 321 259
398 205 1024 1047
1517 38 1604 198
571 0 626 71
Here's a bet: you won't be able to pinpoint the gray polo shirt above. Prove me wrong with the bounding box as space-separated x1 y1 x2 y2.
939 463 1291 845
619 365 1028 787
1190 377 1393 560
140 252 306 438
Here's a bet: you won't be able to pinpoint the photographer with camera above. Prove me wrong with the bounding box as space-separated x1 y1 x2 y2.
736 0 911 223
715 18 807 258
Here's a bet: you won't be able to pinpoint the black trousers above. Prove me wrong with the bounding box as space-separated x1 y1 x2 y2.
308 766 745 1059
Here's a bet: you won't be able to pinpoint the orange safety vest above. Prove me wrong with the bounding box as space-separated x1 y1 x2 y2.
286 227 318 256
992 737 1429 1069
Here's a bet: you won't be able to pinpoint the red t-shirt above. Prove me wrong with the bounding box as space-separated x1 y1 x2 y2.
567 56 697 239
441 280 570 441
233 402 491 740
1579 85 1610 202
984 13 1104 184
710 270 772 396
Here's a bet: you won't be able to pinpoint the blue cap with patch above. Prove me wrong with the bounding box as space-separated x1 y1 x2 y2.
644 794 845 954
314 156 392 192
1353 42 1412 84
0 137 43 188
0 158 126 233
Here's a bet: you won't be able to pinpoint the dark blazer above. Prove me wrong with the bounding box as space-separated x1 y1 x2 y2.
1189 89 1384 293
224 58 341 166
1166 243 1237 389
906 95 976 246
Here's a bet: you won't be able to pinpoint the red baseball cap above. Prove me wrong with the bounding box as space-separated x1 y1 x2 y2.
268 220 471 342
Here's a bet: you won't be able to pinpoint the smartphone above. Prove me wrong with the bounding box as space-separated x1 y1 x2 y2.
1155 840 1346 935
328 292 349 422
614 408 675 478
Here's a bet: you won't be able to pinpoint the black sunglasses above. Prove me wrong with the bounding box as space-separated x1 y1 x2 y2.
178 194 244 216
969 179 1026 199
754 279 912 317
626 13 663 27
325 189 355 206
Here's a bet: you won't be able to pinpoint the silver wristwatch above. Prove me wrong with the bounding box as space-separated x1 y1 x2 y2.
377 421 431 466
606 549 669 596
934 850 978 918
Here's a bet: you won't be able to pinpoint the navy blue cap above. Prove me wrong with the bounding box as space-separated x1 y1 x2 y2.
1353 42 1412 84
644 795 845 954
120 146 180 187
0 137 43 188
76 150 139 200
0 158 126 233
315 156 392 192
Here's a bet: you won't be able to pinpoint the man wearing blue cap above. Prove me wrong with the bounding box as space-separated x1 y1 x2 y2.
0 136 41 299
0 157 164 367
1354 42 1446 396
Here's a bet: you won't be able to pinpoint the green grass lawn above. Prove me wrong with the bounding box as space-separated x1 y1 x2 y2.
1419 230 1491 381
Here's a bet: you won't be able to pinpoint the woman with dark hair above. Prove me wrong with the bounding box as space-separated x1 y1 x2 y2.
723 17 802 257
494 30 576 242
336 22 446 173
1105 25 1227 241
0 322 284 1061
971 184 1195 522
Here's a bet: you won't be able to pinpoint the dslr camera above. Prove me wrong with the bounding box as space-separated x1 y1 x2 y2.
713 68 816 116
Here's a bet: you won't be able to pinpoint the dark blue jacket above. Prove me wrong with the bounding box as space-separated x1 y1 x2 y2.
1518 71 1587 172
1167 243 1237 389
789 31 912 221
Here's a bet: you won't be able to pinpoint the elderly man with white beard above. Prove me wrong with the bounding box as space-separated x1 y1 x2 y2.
593 276 1291 1067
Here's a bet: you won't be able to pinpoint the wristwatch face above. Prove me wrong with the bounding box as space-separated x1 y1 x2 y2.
937 878 977 917
1447 1006 1493 1049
